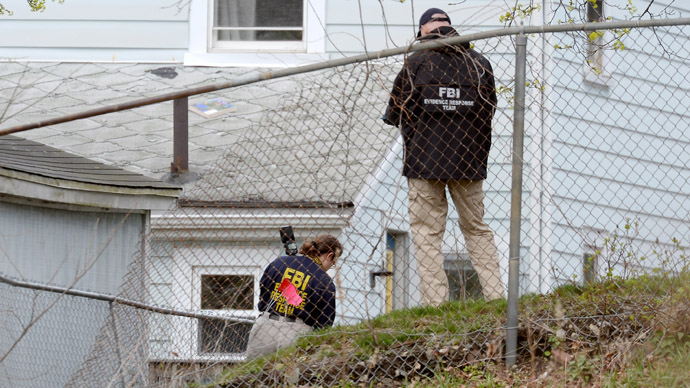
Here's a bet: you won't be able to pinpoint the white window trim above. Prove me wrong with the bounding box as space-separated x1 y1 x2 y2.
185 0 329 67
169 264 262 362
209 6 307 52
582 0 614 88
194 266 259 356
581 227 606 282
582 43 615 88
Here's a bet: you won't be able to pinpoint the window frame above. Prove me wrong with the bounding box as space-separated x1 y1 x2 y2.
443 252 483 301
581 227 606 284
192 265 261 357
582 251 599 284
583 0 613 86
209 0 307 52
185 0 328 67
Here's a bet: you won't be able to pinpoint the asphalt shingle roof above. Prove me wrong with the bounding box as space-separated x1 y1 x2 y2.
0 134 179 189
0 61 400 204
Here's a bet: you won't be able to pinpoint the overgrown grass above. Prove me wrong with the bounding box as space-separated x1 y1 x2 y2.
601 332 690 388
209 272 690 388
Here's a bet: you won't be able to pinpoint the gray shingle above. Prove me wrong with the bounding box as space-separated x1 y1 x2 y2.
0 61 400 205
0 135 179 189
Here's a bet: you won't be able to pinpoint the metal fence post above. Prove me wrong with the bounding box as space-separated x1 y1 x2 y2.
172 97 189 174
165 97 197 184
506 25 527 367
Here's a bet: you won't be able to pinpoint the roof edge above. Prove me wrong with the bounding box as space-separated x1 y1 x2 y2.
0 167 181 198
0 169 180 211
177 199 355 209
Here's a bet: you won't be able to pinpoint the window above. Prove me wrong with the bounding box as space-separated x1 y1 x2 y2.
586 0 604 23
582 228 604 284
212 0 304 51
198 274 254 354
444 253 482 300
586 0 604 70
583 0 611 85
582 252 598 284
185 0 328 66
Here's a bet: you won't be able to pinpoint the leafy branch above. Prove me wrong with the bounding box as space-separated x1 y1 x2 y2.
0 0 64 15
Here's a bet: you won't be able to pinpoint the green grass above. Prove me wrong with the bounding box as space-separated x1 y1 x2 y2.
292 297 507 359
209 273 690 388
601 332 690 388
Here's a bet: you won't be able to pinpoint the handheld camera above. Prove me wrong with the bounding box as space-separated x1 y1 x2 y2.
280 226 298 256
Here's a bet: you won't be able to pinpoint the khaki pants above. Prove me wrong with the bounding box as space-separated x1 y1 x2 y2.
408 178 504 305
245 313 312 359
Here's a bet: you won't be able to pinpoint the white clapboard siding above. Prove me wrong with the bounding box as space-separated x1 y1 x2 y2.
325 0 506 56
544 0 690 285
0 0 188 61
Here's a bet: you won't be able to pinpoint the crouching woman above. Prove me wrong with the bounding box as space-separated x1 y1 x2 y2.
245 234 343 359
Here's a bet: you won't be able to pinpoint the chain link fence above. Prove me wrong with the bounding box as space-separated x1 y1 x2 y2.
2 19 690 387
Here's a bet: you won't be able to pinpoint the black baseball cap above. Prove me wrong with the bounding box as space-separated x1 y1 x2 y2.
417 8 451 37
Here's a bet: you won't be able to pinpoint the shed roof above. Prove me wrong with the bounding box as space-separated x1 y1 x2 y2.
0 135 178 189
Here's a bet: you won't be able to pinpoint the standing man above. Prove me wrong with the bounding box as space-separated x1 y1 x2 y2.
383 8 504 305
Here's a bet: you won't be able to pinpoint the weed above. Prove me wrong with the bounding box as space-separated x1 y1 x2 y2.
567 354 599 384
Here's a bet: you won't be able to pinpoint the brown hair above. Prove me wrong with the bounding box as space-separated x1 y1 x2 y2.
299 234 343 262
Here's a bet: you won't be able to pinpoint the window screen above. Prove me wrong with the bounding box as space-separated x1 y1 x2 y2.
199 274 254 354
213 0 304 42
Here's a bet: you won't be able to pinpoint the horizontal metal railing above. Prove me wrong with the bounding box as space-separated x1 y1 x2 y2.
0 272 255 324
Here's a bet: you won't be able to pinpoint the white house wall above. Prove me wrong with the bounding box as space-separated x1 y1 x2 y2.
0 0 188 62
546 0 690 285
324 0 506 57
342 115 517 317
342 136 418 319
147 207 351 360
1 0 512 63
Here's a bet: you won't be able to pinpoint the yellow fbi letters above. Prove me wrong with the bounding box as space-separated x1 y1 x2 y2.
271 267 311 315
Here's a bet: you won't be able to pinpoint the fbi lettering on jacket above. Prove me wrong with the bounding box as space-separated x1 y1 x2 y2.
423 86 475 111
270 267 310 315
